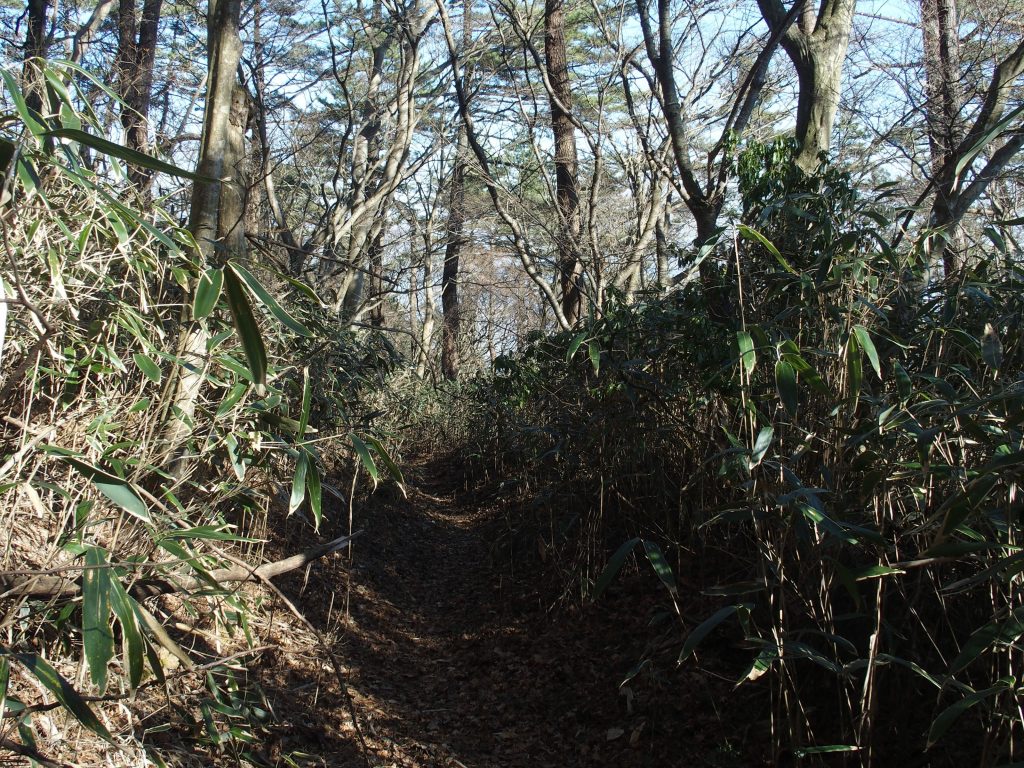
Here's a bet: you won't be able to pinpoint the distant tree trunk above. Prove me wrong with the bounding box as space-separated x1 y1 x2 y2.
162 0 245 463
921 0 965 279
71 0 116 65
756 0 856 173
23 0 49 114
116 0 163 193
918 39 1024 271
441 1 472 380
544 0 583 327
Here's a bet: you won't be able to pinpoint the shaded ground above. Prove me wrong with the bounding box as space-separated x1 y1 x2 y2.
253 455 762 768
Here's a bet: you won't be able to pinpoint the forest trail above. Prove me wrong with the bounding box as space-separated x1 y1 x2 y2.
261 455 741 768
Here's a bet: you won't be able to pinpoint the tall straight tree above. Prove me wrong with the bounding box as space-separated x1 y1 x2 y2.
115 0 164 192
544 0 583 326
163 0 246 461
441 0 472 380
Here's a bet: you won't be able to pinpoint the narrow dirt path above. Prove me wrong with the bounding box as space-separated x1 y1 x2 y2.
261 455 746 768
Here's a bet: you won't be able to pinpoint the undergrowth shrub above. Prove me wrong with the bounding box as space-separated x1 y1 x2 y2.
0 62 401 765
465 141 1024 765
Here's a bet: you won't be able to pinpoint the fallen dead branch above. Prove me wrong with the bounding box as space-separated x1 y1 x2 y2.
0 531 364 599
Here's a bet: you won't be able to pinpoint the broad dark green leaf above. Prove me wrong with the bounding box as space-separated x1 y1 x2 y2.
193 267 223 319
108 576 144 690
6 650 113 742
588 340 601 375
950 607 1024 675
775 360 798 417
289 451 309 513
350 434 379 484
738 225 796 274
82 547 114 693
297 367 312 440
894 360 912 401
0 69 45 138
927 678 1014 748
679 605 748 662
853 325 882 379
223 265 267 392
363 435 406 487
46 128 216 181
750 426 774 468
846 333 863 412
133 353 161 384
642 540 676 595
566 332 588 363
228 262 312 337
60 456 150 522
736 331 756 377
591 537 641 601
306 459 323 531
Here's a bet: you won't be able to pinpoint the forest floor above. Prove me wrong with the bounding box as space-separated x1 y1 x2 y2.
245 454 761 768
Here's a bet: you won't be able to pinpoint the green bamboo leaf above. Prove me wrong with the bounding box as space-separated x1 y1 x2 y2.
82 547 114 693
363 435 406 488
566 332 588 362
954 104 1024 182
228 262 312 337
588 340 601 375
108 576 144 690
590 537 640 601
224 433 246 481
297 367 312 440
60 456 150 522
193 267 223 319
350 434 379 484
894 360 912 401
45 127 217 181
851 565 905 581
289 451 309 513
5 650 113 742
950 607 1024 675
642 540 677 595
846 333 863 412
736 331 756 377
223 264 267 392
793 746 860 757
853 325 882 379
750 426 774 468
775 360 798 417
679 605 748 662
306 459 323 531
133 353 161 384
927 678 1015 748
0 69 45 138
738 225 797 274
0 656 8 718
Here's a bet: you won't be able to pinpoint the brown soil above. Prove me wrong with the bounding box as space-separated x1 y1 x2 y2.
239 455 761 768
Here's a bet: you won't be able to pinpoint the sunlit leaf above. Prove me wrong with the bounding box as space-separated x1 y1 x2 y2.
82 547 113 693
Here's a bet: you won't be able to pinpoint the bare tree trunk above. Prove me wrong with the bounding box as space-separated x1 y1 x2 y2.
544 0 583 326
162 0 246 463
921 0 965 279
71 0 116 65
116 0 164 193
440 2 472 380
756 0 856 173
23 0 49 115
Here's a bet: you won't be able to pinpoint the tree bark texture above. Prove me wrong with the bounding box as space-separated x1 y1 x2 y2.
23 0 50 115
544 0 583 327
116 0 164 191
757 0 856 173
